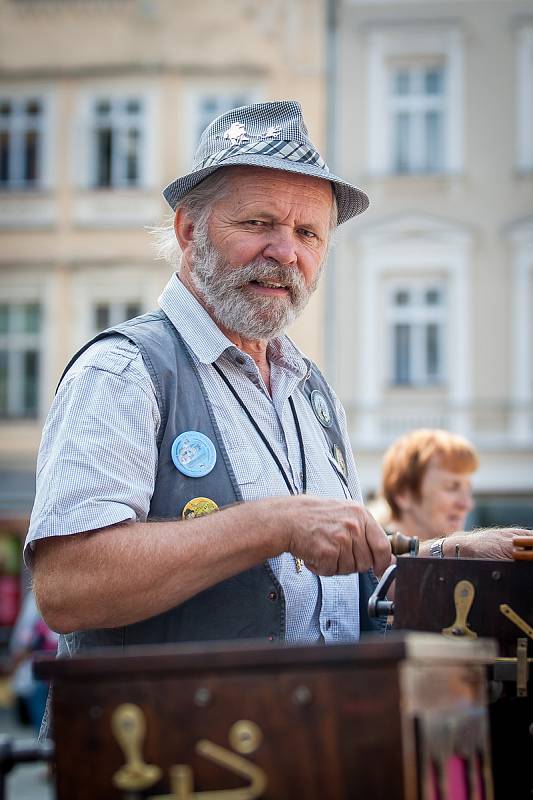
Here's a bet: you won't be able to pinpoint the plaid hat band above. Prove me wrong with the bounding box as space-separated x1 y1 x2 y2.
163 100 369 225
201 139 328 171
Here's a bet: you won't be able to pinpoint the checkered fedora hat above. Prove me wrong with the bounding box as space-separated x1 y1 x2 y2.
163 100 369 225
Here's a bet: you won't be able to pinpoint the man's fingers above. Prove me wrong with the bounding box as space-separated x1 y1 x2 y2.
336 533 357 575
365 518 392 577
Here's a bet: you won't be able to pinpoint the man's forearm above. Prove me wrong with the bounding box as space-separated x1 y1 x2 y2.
32 495 393 634
418 528 529 560
32 501 282 633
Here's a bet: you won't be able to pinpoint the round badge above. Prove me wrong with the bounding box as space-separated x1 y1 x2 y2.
182 497 219 519
333 445 347 479
171 431 217 477
310 390 332 428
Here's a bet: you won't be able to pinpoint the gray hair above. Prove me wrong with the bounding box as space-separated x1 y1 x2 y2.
149 168 338 269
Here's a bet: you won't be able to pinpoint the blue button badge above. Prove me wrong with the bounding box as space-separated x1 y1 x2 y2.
171 431 217 478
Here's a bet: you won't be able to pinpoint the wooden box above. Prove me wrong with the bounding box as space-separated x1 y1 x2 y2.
35 633 495 800
393 557 533 658
392 557 533 800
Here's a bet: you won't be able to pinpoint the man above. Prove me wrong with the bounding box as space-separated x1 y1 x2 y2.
26 101 521 662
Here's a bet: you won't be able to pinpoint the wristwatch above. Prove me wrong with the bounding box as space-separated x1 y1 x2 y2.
429 537 445 558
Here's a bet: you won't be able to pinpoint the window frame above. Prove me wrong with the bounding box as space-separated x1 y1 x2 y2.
367 25 464 177
389 62 447 174
0 89 52 191
386 280 447 387
351 214 473 445
76 86 157 191
0 302 42 419
89 96 146 189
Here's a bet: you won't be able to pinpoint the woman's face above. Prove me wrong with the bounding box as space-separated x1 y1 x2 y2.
398 456 475 540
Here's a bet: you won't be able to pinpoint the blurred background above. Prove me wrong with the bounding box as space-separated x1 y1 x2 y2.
0 0 532 728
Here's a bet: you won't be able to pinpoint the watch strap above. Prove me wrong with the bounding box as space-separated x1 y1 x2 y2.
429 537 445 558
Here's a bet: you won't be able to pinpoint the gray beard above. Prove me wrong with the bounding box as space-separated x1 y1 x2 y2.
190 233 322 341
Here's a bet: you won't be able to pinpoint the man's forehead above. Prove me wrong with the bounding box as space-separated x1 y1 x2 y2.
221 166 334 217
225 164 332 192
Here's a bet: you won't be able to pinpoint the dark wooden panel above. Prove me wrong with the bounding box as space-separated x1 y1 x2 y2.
393 558 533 657
52 665 405 800
392 558 533 800
37 635 493 800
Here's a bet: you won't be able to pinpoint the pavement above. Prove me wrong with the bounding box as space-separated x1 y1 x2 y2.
0 706 54 800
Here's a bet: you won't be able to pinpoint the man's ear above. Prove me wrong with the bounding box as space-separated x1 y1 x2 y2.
173 207 196 257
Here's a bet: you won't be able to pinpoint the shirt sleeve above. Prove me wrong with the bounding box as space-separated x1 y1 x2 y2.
24 337 160 568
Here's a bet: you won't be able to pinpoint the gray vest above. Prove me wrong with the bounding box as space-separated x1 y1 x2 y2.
57 310 385 656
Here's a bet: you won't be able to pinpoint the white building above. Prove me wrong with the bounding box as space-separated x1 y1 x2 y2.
330 0 533 525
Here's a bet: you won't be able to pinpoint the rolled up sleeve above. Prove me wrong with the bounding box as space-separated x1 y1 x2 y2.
24 340 160 568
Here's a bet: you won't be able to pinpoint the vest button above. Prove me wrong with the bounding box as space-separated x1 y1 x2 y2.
267 633 277 641
268 591 277 602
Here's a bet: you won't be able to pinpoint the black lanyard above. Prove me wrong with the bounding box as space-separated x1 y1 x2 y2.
213 363 307 496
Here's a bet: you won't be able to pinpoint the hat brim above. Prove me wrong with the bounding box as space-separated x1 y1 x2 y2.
163 154 369 225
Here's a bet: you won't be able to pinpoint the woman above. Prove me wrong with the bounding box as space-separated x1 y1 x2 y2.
376 428 479 543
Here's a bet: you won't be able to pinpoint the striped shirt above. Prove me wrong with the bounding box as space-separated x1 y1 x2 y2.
26 274 363 642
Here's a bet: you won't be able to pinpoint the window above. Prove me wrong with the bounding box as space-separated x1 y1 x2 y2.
388 284 446 386
92 301 142 333
0 97 45 189
90 97 145 188
390 63 445 173
0 303 41 418
367 27 463 176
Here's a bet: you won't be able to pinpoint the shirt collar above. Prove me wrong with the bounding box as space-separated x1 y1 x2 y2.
157 273 311 379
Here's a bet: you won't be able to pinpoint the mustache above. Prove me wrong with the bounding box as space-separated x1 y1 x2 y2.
227 258 308 297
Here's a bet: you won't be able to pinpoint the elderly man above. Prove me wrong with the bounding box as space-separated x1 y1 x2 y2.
26 101 520 666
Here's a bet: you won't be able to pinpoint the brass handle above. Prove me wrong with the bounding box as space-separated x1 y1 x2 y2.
442 580 477 639
194 739 267 799
111 703 162 791
500 604 533 640
149 720 268 800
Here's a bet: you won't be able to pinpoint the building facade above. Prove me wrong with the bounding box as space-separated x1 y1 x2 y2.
1 0 532 593
0 0 326 639
331 0 533 522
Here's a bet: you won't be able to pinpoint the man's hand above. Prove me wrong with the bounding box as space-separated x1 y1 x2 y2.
279 496 392 577
428 528 532 560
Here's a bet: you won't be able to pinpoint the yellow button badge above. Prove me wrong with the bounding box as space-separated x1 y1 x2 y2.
182 497 219 519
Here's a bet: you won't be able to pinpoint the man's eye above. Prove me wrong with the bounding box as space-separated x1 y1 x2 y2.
299 229 317 239
246 220 266 227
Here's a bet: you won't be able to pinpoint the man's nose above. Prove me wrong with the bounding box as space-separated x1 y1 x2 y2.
262 227 298 266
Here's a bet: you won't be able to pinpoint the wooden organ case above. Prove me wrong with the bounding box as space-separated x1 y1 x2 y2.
371 554 533 799
34 633 495 800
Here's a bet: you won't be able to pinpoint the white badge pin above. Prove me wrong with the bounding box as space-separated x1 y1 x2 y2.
333 445 347 479
223 122 249 145
261 125 282 138
310 390 332 428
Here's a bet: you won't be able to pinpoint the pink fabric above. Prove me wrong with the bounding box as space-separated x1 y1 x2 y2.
445 755 469 800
